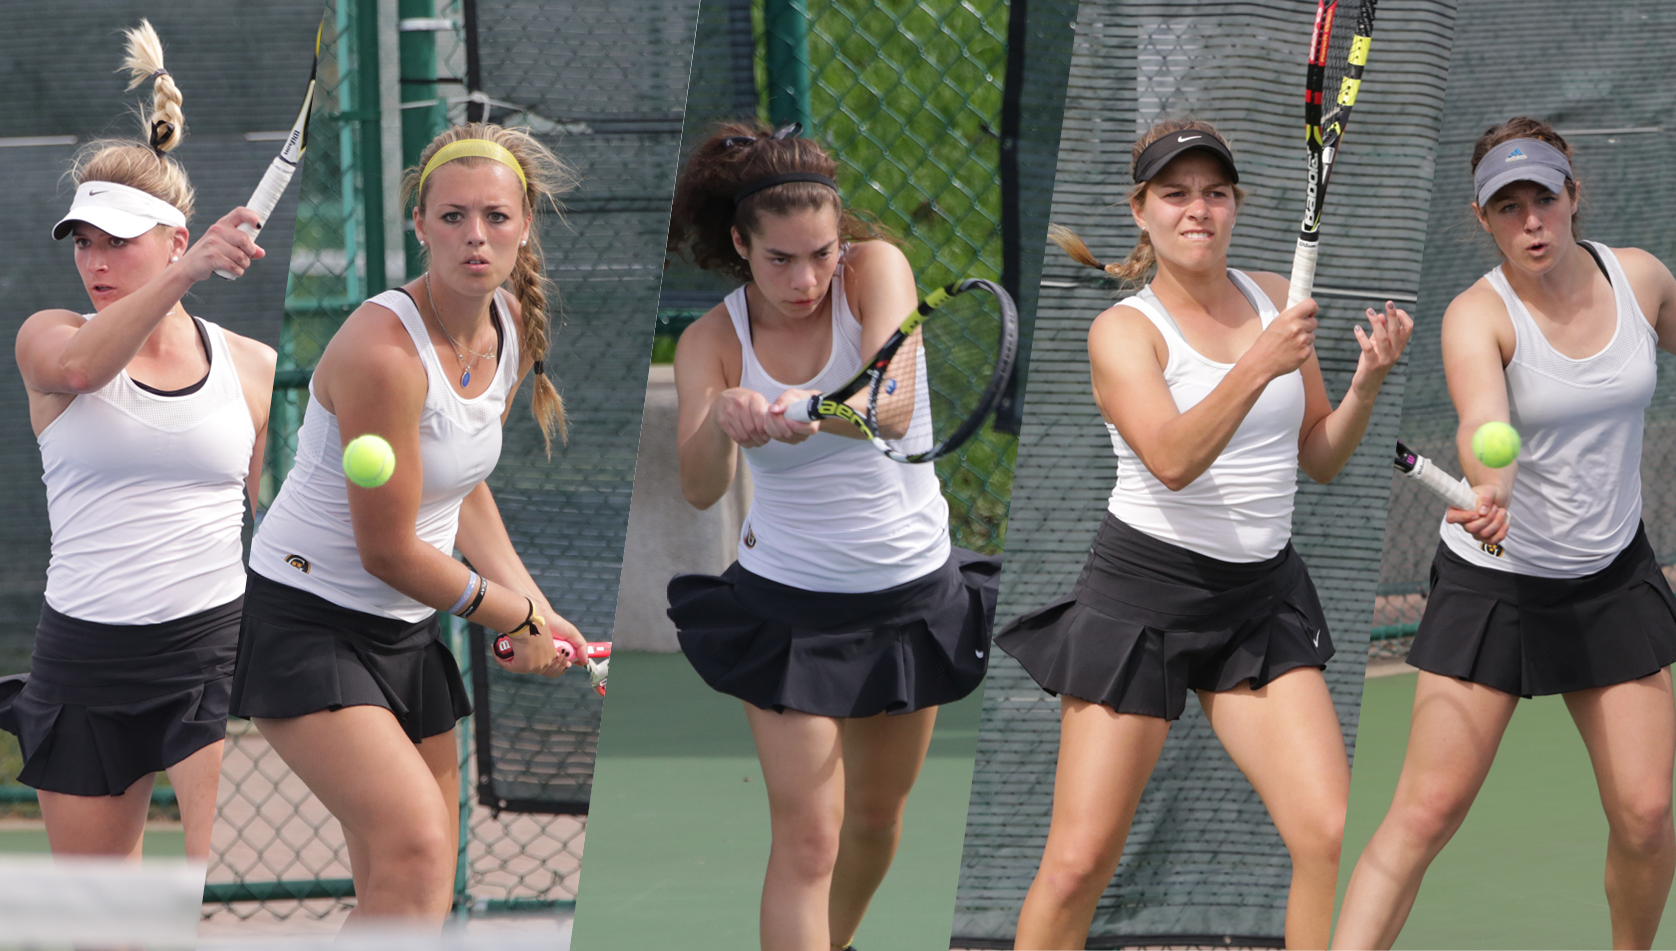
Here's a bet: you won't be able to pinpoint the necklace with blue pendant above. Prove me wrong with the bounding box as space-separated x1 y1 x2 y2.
425 271 494 390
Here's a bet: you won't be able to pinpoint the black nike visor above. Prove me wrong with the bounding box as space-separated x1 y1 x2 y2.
1132 132 1239 185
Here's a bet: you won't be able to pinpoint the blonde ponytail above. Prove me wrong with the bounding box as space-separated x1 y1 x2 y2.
1049 214 1156 289
121 20 185 155
67 20 194 219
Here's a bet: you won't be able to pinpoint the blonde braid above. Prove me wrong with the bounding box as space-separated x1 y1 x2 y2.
510 234 566 451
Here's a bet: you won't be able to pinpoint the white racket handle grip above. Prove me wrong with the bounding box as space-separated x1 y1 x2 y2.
1404 454 1481 511
214 156 297 280
1287 237 1319 310
783 397 818 424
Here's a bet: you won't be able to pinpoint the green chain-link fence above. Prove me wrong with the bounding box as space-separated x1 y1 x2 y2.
666 0 1014 554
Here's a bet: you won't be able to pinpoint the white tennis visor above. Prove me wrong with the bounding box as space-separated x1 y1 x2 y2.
52 181 186 241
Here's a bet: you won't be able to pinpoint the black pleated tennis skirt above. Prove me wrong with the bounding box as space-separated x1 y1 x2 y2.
0 598 240 796
230 571 471 742
997 513 1332 721
1408 524 1676 697
668 547 1001 718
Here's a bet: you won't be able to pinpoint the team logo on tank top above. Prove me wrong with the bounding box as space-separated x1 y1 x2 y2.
285 554 311 574
743 524 756 549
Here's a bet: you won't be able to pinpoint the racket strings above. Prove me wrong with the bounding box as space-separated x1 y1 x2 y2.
1320 12 1360 122
1320 1 1372 129
871 290 1006 457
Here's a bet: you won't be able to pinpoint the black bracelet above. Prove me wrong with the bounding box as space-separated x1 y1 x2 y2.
503 597 536 637
459 573 489 618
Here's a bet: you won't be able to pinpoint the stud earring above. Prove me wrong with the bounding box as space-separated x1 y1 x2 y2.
520 239 528 247
171 255 179 262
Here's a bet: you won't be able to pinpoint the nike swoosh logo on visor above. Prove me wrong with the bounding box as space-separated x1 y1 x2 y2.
1176 135 1201 143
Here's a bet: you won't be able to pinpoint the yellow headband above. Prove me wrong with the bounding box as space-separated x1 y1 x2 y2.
418 139 528 194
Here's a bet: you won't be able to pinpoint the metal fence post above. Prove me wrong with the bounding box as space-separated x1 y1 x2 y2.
355 0 388 295
399 0 450 278
763 0 811 128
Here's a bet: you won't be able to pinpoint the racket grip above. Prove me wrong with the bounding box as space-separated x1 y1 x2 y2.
783 396 818 423
494 634 566 662
1286 238 1319 310
1404 455 1482 511
214 156 296 281
491 614 550 662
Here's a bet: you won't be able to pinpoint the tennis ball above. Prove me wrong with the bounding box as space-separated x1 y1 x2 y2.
1472 421 1521 469
342 434 395 488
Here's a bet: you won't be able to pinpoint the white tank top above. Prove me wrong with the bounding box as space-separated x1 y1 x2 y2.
1440 242 1656 578
728 262 950 592
39 318 254 623
250 289 518 620
1106 271 1306 562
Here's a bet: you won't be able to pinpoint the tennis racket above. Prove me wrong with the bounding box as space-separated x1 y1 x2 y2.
783 278 1019 463
214 16 323 281
492 632 610 695
1288 0 1379 308
1393 440 1479 511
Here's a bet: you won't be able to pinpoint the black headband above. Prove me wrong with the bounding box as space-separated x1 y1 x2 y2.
1132 131 1239 184
732 172 839 205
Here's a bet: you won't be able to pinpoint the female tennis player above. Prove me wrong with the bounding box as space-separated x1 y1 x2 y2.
665 120 1000 951
1333 118 1676 950
999 119 1411 951
229 123 587 926
0 22 272 860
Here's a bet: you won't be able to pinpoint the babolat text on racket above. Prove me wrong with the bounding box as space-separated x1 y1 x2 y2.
1288 0 1379 308
215 16 322 280
1394 440 1479 511
492 632 610 695
783 278 1019 463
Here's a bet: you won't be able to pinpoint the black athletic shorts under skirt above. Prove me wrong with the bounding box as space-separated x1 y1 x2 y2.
0 598 240 797
997 513 1332 721
230 571 471 742
668 547 1001 718
1408 523 1676 697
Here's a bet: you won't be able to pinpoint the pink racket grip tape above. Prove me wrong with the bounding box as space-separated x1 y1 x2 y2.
492 629 609 662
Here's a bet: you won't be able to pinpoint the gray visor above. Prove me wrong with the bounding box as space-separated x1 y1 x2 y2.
1474 137 1572 207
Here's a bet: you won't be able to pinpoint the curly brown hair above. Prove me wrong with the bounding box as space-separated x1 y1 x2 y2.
667 120 893 283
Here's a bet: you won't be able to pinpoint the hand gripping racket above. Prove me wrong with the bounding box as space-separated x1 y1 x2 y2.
1288 0 1379 308
215 17 322 281
1393 439 1479 511
492 630 610 695
783 278 1019 463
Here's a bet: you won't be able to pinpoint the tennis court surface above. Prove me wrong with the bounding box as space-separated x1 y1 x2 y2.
571 651 983 950
1341 670 1676 949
